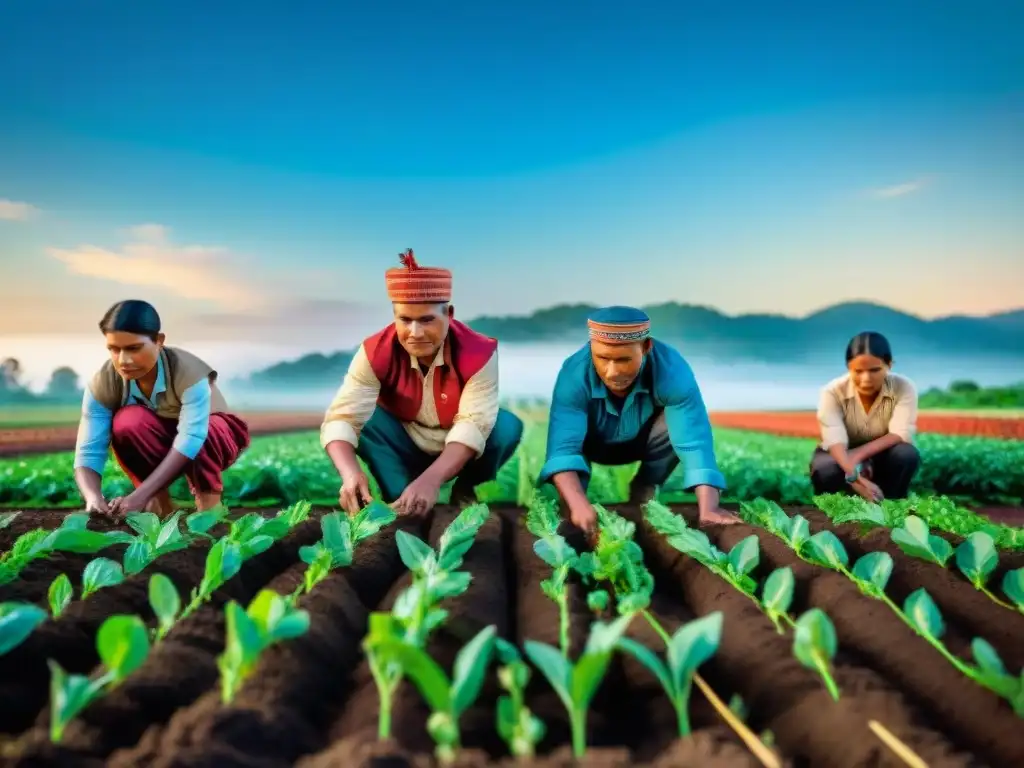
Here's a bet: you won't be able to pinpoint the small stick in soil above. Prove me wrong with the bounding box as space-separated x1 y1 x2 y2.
692 672 781 768
867 720 929 768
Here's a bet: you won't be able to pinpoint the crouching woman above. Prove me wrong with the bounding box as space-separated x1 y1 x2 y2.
810 331 921 502
73 300 250 517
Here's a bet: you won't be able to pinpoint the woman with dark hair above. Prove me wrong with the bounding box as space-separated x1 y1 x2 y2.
810 331 921 502
73 300 250 517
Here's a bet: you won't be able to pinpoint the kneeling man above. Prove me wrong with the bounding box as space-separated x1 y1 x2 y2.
321 249 523 516
538 306 738 535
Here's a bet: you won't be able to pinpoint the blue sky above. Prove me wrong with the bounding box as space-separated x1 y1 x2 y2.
1 0 1022 345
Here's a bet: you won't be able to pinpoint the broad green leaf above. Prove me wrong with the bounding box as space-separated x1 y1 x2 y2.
240 534 275 558
271 610 311 640
831 501 886 527
60 513 91 531
148 573 180 632
450 625 497 714
1001 568 1024 609
320 513 354 566
727 535 759 576
903 589 945 638
784 515 811 550
299 541 327 565
534 536 576 569
890 516 953 566
0 511 19 530
666 529 723 566
426 571 472 603
438 538 475 572
247 589 285 632
666 612 722 692
0 602 48 654
186 510 224 535
48 660 106 742
616 636 674 696
396 530 436 574
792 609 838 669
761 567 794 615
81 557 124 597
971 637 1007 677
96 614 150 680
47 528 125 554
583 614 634 656
154 511 186 550
570 648 614 711
954 532 998 588
123 539 154 575
379 639 452 712
850 552 893 595
48 573 73 618
125 512 161 539
617 592 650 615
523 640 573 708
495 637 522 666
805 531 849 569
224 601 263 665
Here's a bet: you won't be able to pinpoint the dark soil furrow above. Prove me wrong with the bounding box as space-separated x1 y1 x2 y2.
635 514 979 768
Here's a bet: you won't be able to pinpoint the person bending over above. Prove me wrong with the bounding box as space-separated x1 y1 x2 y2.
321 249 523 517
74 300 250 518
811 331 920 502
538 306 738 538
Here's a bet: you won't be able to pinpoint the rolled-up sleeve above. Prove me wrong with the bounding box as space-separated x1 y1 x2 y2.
888 378 918 443
320 346 382 450
173 379 212 459
73 389 113 475
446 350 499 457
660 354 727 491
537 364 591 485
817 386 849 449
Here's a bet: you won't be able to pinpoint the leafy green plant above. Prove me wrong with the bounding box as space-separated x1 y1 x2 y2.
574 506 656 616
954 532 1016 610
120 508 230 575
366 624 497 765
890 516 954 566
760 566 796 633
0 511 19 529
493 638 545 758
149 573 182 641
1003 568 1024 613
0 602 48 655
81 557 125 598
181 537 244 618
0 514 132 585
217 589 311 703
48 614 150 742
48 573 72 618
615 612 723 736
792 609 840 700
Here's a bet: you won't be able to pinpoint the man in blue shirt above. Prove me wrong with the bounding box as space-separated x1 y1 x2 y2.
538 306 738 535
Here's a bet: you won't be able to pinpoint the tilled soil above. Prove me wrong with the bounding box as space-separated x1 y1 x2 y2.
1 504 1023 767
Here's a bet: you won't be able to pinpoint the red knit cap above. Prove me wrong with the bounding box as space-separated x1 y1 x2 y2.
385 249 452 303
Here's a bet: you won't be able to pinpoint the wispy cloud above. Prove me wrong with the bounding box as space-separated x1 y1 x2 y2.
46 224 263 311
868 176 934 199
0 199 40 221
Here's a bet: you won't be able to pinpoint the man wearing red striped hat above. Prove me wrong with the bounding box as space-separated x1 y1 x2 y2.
539 305 738 536
321 249 523 516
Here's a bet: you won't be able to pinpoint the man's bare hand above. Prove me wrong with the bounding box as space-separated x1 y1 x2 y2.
339 471 373 515
568 499 598 541
698 506 740 526
392 474 442 518
852 477 884 503
84 493 111 517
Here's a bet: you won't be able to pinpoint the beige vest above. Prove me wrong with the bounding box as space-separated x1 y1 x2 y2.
89 347 230 419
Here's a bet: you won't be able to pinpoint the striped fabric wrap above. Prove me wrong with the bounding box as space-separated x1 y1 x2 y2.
385 248 452 302
587 318 651 343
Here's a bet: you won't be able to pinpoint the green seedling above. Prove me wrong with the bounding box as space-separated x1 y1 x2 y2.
494 638 545 758
954 532 1015 609
183 504 232 538
0 514 132 585
368 625 497 765
48 573 72 618
0 602 48 655
792 609 840 700
81 557 125 598
574 506 656 615
296 503 396 598
524 613 633 758
891 516 954 566
48 614 150 742
121 511 193 575
149 573 182 641
181 537 244 617
0 511 19 529
217 589 310 703
534 534 579 656
615 612 723 736
1002 568 1024 613
760 567 795 633
740 499 817 558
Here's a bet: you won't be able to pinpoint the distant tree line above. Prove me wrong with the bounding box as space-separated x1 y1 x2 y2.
0 357 84 405
919 379 1024 410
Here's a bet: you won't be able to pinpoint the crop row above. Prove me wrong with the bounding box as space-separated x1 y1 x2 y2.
3 417 1024 509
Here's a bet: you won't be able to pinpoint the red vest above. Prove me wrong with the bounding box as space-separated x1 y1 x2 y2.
362 319 498 429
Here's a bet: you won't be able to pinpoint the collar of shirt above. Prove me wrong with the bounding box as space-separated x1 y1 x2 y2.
406 338 451 373
840 374 894 403
586 356 651 415
124 353 167 406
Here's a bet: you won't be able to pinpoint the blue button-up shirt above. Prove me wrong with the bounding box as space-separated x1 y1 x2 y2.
538 339 726 490
73 354 212 475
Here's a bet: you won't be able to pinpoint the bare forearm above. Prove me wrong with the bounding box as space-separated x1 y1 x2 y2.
74 467 104 500
694 484 720 515
848 433 903 464
552 471 589 510
134 451 191 499
827 444 858 476
422 443 476 485
325 440 363 479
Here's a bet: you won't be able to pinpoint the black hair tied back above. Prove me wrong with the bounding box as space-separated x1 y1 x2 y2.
845 331 893 365
99 300 162 340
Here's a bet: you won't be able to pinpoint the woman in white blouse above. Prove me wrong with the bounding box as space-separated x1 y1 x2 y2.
811 331 920 502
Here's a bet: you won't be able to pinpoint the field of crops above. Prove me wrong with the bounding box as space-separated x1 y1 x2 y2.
710 411 1024 440
3 416 1024 510
1 492 1023 767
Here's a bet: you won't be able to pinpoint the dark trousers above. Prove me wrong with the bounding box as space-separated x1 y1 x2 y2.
357 407 524 503
112 405 250 494
579 410 678 490
809 443 921 500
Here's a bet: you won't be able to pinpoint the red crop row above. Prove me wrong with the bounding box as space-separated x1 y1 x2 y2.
708 411 1024 440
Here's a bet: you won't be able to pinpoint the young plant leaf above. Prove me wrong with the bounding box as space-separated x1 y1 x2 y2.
850 552 893 596
727 536 759 576
805 531 849 570
890 516 953 566
396 530 436 575
0 511 20 530
81 557 125 598
903 588 945 638
1001 568 1024 610
148 573 180 638
123 540 154 576
449 625 498 714
666 612 723 694
761 567 794 624
954 532 999 589
792 609 840 699
0 602 48 655
48 573 73 618
125 512 161 539
96 614 150 681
